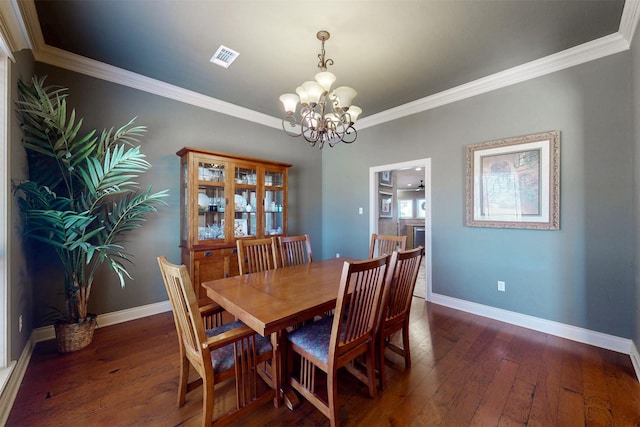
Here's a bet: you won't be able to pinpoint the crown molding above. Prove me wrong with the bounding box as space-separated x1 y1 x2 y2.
35 43 282 129
357 32 629 129
12 0 640 131
620 0 640 44
0 0 31 60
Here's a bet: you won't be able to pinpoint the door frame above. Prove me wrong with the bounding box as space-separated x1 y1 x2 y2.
369 158 432 301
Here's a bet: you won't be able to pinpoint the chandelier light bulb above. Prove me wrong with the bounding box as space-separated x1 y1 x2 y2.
302 81 323 105
315 71 336 92
333 86 357 109
296 86 309 106
279 93 299 114
279 30 361 148
347 106 362 124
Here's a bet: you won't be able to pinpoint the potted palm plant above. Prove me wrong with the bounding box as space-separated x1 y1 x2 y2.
13 76 168 352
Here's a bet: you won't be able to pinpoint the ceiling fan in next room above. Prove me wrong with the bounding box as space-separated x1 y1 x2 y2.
416 180 425 191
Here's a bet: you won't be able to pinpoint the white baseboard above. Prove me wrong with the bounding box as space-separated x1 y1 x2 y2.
1 299 173 426
5 293 640 427
0 338 34 426
31 300 172 343
630 341 640 383
431 293 633 356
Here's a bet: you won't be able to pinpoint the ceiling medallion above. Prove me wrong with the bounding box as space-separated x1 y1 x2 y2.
279 30 361 149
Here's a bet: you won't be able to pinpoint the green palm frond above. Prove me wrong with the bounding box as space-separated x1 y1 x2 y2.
14 76 169 323
80 145 152 196
97 187 169 243
96 118 147 156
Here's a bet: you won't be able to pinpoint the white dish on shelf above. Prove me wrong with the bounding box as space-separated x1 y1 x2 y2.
234 218 248 236
198 167 213 181
234 194 247 210
198 193 210 209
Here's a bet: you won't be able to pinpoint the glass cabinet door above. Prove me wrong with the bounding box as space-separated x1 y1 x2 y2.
197 159 225 242
233 165 257 238
264 170 285 236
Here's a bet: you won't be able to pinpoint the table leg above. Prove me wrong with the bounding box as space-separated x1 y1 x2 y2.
271 329 301 410
271 332 282 408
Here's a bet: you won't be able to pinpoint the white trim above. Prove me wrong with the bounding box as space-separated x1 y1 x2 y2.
0 362 17 425
32 300 172 343
11 0 640 132
357 33 629 130
630 341 640 383
37 45 282 130
620 0 640 44
369 159 432 302
0 35 8 376
0 343 29 426
0 0 32 60
2 300 172 423
431 293 632 355
0 363 15 402
2 294 638 424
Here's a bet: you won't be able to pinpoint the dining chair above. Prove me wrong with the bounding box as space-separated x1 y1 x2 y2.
236 237 278 275
157 256 275 426
369 233 407 258
278 234 313 267
376 246 424 390
286 255 392 427
198 298 225 329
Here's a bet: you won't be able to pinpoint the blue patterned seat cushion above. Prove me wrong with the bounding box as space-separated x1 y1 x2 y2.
206 320 273 373
286 315 335 364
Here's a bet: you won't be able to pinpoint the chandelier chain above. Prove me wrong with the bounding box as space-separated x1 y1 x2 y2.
317 38 334 72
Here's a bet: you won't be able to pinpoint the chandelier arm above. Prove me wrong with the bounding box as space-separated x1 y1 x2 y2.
342 126 357 144
281 115 303 137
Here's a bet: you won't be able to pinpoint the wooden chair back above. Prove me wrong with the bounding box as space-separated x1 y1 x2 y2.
286 255 391 426
157 256 209 374
278 234 313 267
332 255 390 375
384 246 424 323
369 233 407 258
237 237 278 275
157 256 275 425
376 246 424 389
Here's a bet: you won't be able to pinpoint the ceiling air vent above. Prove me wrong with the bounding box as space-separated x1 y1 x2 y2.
210 45 239 68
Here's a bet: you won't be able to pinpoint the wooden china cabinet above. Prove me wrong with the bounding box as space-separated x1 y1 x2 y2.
177 147 291 299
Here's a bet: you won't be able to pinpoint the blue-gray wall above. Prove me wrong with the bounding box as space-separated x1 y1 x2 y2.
6 45 638 358
322 52 635 338
12 62 324 324
9 51 34 360
632 34 640 349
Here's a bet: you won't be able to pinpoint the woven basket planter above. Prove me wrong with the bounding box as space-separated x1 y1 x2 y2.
54 316 97 353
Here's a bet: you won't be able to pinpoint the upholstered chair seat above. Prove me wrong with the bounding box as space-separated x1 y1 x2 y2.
207 320 273 372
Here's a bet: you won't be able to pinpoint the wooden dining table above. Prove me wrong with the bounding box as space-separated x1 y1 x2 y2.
201 257 349 408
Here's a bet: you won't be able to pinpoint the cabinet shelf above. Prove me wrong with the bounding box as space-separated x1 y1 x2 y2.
177 147 291 298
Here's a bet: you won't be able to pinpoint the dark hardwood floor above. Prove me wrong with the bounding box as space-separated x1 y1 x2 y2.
7 298 640 426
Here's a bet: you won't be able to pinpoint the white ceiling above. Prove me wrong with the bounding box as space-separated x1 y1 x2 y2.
6 1 638 131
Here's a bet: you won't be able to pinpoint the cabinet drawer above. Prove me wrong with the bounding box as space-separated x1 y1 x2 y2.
192 248 239 299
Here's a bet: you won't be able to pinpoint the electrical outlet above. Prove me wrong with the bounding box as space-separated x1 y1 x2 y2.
336 253 340 258
358 207 363 215
497 281 506 292
19 315 23 332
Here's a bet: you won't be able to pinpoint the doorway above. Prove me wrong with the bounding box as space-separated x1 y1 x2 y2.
369 159 432 301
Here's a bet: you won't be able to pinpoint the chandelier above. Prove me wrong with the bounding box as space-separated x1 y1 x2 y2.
279 30 362 149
